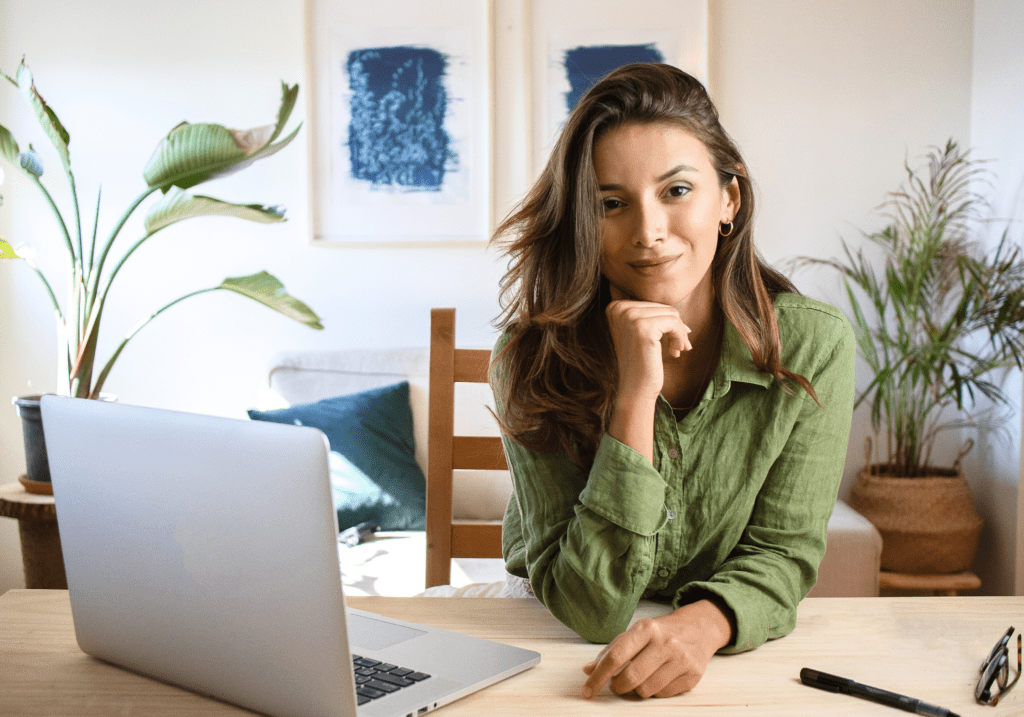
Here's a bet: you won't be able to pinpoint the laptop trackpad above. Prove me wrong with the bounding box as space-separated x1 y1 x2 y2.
348 614 427 650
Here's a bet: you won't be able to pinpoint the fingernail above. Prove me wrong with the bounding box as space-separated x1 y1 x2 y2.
582 687 592 699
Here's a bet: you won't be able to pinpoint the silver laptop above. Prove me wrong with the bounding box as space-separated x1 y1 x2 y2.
41 395 539 717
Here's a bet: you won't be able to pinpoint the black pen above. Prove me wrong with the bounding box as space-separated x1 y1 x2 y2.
800 668 960 717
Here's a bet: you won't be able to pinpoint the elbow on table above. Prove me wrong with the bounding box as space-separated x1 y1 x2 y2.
574 620 624 644
540 593 633 644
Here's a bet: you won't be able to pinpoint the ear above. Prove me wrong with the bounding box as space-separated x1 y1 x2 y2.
721 175 741 223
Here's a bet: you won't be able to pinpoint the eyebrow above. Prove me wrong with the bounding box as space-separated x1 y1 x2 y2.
598 163 700 191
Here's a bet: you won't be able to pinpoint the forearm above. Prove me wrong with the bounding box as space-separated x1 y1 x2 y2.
607 393 658 464
503 433 669 643
667 595 735 656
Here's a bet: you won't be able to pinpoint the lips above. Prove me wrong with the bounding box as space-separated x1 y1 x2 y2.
627 254 681 273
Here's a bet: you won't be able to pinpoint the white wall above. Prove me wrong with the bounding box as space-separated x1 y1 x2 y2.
2 0 1016 596
710 0 975 494
969 0 1024 596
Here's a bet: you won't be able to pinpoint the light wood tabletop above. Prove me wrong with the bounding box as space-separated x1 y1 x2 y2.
0 590 1020 716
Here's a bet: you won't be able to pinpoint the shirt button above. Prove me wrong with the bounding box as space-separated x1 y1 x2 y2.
667 448 680 459
666 509 676 520
658 568 670 578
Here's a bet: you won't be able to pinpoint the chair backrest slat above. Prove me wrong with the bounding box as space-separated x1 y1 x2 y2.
452 436 507 471
453 348 490 383
426 308 507 588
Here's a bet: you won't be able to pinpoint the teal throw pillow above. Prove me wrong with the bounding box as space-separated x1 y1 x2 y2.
247 382 425 531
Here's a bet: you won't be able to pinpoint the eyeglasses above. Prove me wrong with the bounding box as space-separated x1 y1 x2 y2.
977 627 1021 706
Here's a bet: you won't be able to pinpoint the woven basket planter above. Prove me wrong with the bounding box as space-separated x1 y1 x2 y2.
849 465 984 574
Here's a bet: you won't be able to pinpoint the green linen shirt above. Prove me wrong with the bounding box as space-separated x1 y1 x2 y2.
497 293 856 652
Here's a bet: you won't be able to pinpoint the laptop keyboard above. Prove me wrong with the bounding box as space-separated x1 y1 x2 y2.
352 655 431 706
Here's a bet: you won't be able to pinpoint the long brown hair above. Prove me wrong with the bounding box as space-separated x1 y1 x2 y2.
491 63 815 468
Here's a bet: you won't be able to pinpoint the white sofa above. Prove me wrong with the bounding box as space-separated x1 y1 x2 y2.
256 348 881 598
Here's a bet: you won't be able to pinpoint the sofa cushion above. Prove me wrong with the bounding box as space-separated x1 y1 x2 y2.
259 348 513 522
248 382 426 531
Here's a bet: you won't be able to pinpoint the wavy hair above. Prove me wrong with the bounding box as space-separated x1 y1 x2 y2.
491 63 815 468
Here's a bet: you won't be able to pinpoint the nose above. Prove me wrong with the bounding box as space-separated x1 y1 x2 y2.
632 197 666 247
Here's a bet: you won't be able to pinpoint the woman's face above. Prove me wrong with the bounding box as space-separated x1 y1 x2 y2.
593 122 739 311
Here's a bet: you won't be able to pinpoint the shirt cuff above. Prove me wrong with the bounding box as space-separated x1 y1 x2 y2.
674 581 783 653
578 433 668 536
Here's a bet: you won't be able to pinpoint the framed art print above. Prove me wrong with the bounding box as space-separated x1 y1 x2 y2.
526 0 708 179
305 0 489 243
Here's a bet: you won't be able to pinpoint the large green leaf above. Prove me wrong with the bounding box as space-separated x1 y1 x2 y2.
142 82 301 192
267 81 299 144
144 187 286 234
15 60 71 173
217 271 323 329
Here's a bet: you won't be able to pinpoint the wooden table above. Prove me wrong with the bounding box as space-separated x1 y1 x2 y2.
0 482 66 588
0 590 1019 716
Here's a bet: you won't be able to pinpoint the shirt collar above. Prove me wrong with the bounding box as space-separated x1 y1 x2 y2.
713 318 773 395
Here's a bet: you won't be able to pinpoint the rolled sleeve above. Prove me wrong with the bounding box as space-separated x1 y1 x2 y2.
580 434 669 536
500 432 667 643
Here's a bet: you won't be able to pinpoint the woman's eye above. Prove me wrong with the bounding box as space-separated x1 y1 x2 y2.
667 185 690 198
601 198 623 212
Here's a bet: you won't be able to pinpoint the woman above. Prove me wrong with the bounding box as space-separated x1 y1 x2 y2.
489 63 855 699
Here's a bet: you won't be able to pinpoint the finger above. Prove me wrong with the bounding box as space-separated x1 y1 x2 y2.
583 658 632 699
617 660 696 699
581 647 630 697
582 660 596 675
581 630 649 698
607 643 672 696
653 671 702 698
661 323 691 357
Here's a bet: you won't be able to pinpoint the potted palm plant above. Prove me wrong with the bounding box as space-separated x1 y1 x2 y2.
798 140 1024 574
1 59 323 491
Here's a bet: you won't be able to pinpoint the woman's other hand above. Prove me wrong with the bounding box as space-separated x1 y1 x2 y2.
579 598 733 699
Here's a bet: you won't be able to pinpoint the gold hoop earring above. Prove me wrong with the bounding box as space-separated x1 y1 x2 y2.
719 222 734 237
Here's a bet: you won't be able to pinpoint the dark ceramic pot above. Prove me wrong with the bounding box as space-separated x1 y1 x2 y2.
13 395 51 483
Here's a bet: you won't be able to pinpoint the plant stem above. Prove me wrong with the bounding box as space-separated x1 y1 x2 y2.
78 228 161 373
66 170 83 271
88 185 101 280
20 256 63 321
89 287 217 397
32 175 76 265
89 186 158 297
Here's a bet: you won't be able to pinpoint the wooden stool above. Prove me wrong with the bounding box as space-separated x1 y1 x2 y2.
879 570 980 596
0 481 67 589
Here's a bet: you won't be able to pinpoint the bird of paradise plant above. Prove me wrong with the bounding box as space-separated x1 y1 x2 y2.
0 58 323 399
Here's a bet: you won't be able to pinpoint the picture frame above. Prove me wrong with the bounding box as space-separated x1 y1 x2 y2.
304 0 490 244
525 0 709 180
303 0 708 245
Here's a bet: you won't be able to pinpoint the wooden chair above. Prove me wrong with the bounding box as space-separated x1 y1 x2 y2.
425 308 507 588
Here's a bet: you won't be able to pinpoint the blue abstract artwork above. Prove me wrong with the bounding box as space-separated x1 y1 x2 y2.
346 46 455 191
563 44 664 111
